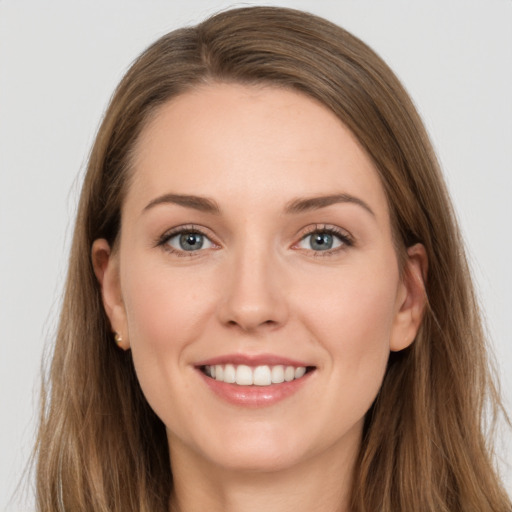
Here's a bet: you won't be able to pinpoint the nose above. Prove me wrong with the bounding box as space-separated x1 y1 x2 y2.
216 243 289 332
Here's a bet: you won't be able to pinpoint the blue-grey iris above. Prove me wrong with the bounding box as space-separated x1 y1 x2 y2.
310 233 333 251
179 233 204 251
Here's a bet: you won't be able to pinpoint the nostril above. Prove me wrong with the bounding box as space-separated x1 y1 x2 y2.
216 271 289 331
225 317 279 331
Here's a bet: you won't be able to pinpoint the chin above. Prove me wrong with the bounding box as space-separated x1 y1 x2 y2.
172 420 312 474
207 440 306 474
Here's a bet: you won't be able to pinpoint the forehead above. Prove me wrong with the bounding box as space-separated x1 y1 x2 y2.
126 83 389 221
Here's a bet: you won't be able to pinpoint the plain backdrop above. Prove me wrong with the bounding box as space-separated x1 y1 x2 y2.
1 1 511 509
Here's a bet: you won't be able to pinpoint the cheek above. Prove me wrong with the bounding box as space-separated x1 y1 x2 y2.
122 259 214 350
119 258 219 426
299 259 399 381
304 266 398 332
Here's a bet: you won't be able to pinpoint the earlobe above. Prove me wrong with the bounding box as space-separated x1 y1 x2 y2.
91 239 130 350
390 243 428 352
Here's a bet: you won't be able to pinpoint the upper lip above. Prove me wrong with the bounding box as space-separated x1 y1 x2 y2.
194 353 313 368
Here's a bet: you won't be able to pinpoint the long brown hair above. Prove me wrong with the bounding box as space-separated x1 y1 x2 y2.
35 6 511 511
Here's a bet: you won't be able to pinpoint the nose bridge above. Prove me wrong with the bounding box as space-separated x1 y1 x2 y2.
218 231 288 331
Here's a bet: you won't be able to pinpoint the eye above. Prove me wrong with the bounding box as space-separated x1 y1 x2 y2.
160 228 215 253
296 227 352 252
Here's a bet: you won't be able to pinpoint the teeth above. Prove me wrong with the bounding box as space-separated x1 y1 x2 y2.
284 366 295 382
203 364 308 386
295 366 306 379
253 365 271 386
271 365 285 384
236 365 253 385
224 364 236 383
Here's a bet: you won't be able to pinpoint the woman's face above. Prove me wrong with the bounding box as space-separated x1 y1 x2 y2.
94 83 425 474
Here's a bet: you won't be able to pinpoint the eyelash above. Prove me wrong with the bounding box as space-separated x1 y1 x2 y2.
295 224 354 256
156 224 217 257
155 224 354 257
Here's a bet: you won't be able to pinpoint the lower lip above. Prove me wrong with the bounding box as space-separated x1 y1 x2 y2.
198 369 314 407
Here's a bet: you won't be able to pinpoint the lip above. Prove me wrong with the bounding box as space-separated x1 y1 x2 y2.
195 353 311 367
194 353 315 407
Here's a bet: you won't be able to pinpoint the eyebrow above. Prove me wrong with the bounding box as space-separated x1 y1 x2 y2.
284 194 375 216
142 194 221 214
142 192 374 217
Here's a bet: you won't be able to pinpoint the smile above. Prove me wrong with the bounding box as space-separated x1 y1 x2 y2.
195 355 316 406
202 364 310 386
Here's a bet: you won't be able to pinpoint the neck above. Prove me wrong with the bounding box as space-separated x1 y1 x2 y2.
168 431 360 512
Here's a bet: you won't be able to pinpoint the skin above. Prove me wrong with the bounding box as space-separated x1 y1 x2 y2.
93 83 427 512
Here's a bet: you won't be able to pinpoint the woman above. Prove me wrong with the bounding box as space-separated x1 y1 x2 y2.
34 6 511 511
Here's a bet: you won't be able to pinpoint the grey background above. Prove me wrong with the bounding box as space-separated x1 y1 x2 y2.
1 1 510 509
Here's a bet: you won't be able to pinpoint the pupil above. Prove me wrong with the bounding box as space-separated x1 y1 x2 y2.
180 233 203 251
311 233 332 250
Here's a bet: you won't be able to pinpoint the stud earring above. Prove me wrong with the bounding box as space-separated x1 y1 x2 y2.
114 333 123 346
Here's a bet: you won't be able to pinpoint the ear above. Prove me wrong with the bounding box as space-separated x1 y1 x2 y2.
390 243 428 352
91 239 130 350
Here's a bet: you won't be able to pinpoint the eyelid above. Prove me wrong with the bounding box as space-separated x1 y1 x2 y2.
292 224 354 253
155 224 220 255
154 223 353 256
